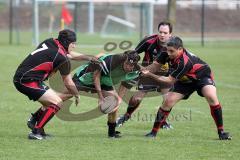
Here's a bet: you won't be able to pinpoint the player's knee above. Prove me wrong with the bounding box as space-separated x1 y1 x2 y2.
129 96 142 106
204 91 218 105
51 97 63 106
206 96 219 106
163 97 176 108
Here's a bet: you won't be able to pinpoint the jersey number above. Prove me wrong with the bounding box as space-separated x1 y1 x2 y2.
30 43 48 55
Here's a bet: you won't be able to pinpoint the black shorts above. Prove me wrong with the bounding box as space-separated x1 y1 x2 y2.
13 81 49 101
170 77 215 100
72 74 113 93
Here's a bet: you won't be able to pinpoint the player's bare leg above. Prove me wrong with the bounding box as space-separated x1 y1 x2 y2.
116 88 172 128
116 90 146 127
145 92 183 137
27 89 72 130
28 89 63 140
102 90 122 138
201 85 232 140
159 88 173 129
56 92 73 101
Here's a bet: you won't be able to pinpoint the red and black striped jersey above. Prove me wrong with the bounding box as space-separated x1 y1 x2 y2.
135 34 167 66
14 38 70 83
156 49 213 81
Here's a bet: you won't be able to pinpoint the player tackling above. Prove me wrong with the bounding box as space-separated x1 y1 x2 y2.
141 36 231 140
13 29 95 140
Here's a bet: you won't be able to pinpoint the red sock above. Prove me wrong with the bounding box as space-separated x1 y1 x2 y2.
35 104 60 129
152 108 170 133
210 104 224 133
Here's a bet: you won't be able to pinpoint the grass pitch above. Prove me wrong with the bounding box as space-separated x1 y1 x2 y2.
0 33 240 160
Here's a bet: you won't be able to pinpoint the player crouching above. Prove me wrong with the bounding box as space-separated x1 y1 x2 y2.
72 50 141 138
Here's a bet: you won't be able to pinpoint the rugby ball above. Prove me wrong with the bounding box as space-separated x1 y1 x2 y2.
99 96 118 114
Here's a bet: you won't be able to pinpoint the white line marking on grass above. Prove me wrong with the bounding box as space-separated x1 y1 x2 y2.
192 109 206 115
217 82 240 90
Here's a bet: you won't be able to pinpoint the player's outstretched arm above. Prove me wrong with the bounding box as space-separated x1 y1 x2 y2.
144 61 161 73
61 74 80 106
141 70 176 85
68 51 99 62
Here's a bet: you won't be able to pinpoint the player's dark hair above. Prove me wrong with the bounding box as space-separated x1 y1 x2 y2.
58 29 76 50
123 50 140 64
157 21 173 33
167 36 183 49
110 51 140 71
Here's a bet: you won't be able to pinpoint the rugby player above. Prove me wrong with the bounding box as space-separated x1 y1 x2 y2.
142 36 231 140
72 50 141 138
13 29 95 140
116 21 173 129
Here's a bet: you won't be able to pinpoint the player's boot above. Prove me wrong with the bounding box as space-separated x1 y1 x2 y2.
108 132 121 138
28 128 45 140
145 131 157 138
218 131 232 140
160 121 173 130
108 130 121 138
27 113 37 130
27 114 52 138
108 122 121 138
115 131 121 135
41 128 53 138
116 114 130 127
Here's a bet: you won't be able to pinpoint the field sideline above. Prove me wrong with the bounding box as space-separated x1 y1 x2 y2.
0 34 240 160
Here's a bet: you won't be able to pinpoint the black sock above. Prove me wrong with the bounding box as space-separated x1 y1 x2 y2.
126 96 141 116
124 106 134 121
32 107 45 121
35 104 60 129
210 104 224 133
107 122 116 136
152 108 170 133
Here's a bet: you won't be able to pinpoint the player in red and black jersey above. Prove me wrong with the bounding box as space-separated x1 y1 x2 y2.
141 36 231 140
135 25 169 66
13 29 93 140
116 21 173 129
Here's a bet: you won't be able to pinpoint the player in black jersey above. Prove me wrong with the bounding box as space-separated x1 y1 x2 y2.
13 29 94 140
141 36 231 140
116 21 173 129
